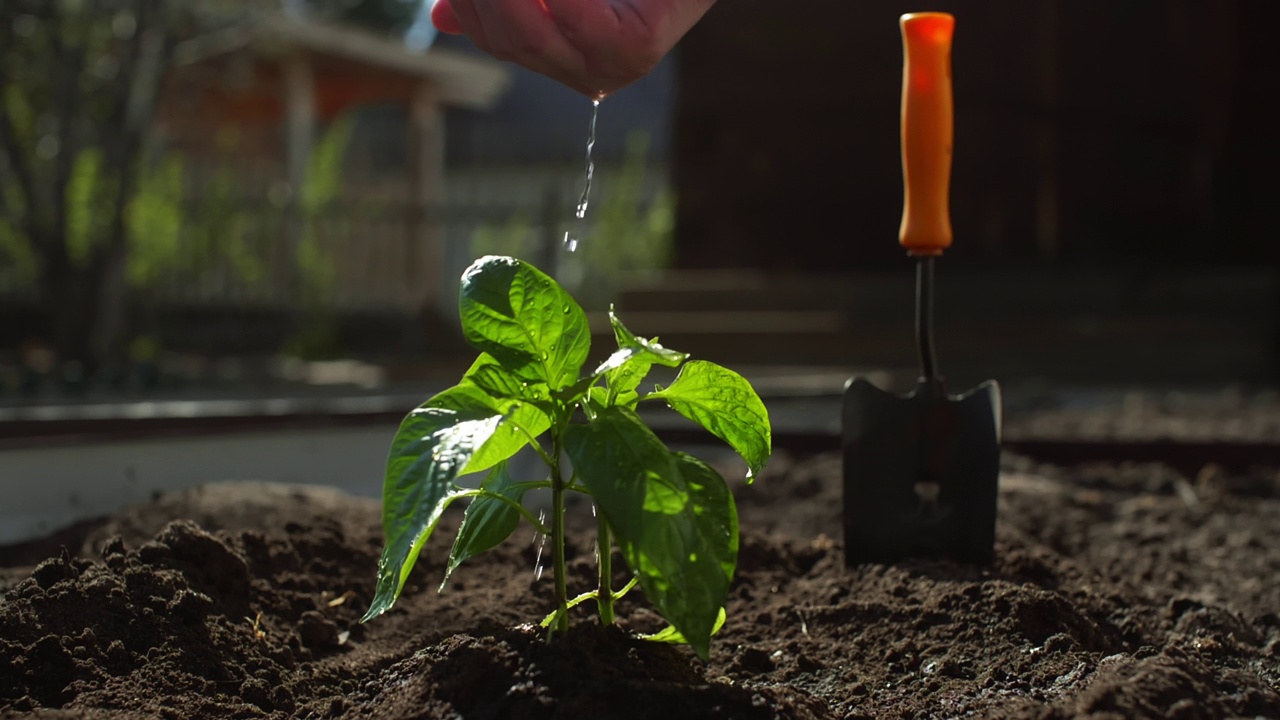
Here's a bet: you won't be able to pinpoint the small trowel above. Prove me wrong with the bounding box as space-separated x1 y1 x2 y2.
842 12 1002 566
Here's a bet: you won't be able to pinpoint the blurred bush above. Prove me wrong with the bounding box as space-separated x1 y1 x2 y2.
468 130 674 310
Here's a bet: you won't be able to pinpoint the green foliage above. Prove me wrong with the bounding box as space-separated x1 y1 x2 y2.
281 117 354 359
648 361 772 480
0 217 35 291
0 142 199 287
66 149 107 265
305 0 422 35
0 0 267 363
582 132 675 279
564 411 739 658
0 56 351 304
302 117 351 217
364 256 772 660
0 0 238 265
458 255 591 390
566 131 675 307
181 159 265 286
464 131 675 310
469 214 536 260
124 155 185 286
444 459 525 587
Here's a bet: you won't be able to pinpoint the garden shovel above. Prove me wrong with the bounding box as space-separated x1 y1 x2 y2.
842 12 1001 566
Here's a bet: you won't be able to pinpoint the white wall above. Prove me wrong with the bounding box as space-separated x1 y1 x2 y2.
0 425 398 544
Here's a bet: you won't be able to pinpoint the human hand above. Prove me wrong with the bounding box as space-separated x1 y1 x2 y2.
430 0 717 98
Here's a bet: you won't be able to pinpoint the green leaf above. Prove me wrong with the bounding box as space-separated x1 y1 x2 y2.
639 607 728 645
646 360 772 480
610 308 688 368
442 461 526 589
552 310 686 411
468 351 552 471
574 310 688 408
446 354 554 474
362 402 503 622
604 310 688 404
605 361 646 407
585 386 610 416
465 352 545 402
564 408 738 659
426 384 536 475
459 256 590 390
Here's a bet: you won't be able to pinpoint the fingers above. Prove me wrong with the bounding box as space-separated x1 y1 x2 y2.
440 0 495 54
430 0 464 35
490 0 597 96
476 0 555 64
442 0 554 67
541 0 660 80
436 0 693 98
455 0 597 96
544 0 715 62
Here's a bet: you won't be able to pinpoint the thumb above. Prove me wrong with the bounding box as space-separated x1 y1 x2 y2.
431 0 465 34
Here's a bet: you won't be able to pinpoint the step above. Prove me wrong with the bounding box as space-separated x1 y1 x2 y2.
617 269 1279 316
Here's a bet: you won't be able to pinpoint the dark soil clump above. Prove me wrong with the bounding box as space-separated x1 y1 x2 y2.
2 454 1277 719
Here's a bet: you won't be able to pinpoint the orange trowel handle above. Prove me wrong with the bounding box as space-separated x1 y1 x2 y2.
898 12 955 256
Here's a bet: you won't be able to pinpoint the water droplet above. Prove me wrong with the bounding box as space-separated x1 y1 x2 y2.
576 100 599 220
532 511 548 581
562 99 598 253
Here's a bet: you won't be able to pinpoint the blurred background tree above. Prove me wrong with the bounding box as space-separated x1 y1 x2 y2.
301 0 423 35
0 0 253 375
467 130 674 311
0 0 416 378
566 131 674 309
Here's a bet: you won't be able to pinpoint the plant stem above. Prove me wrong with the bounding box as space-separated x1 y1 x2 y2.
596 514 615 625
515 422 557 468
550 434 570 635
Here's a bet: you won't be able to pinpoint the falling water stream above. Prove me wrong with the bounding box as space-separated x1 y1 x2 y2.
538 98 600 581
533 509 548 581
563 99 600 252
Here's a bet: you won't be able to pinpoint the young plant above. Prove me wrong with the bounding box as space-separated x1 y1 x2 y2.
361 255 771 659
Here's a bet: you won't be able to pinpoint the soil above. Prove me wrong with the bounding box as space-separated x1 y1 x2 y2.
1002 387 1280 443
2 451 1278 719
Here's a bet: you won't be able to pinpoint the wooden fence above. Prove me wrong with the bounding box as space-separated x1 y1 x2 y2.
0 161 670 318
0 194 555 316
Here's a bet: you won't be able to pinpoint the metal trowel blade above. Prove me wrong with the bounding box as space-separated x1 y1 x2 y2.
842 376 1001 565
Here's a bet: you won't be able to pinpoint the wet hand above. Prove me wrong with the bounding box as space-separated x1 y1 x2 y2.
430 0 716 98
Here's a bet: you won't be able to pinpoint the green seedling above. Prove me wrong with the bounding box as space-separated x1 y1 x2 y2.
361 255 771 659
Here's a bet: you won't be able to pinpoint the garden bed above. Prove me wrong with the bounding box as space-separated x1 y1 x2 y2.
1 450 1277 719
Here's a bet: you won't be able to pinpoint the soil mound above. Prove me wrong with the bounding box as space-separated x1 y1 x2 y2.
2 455 1277 718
